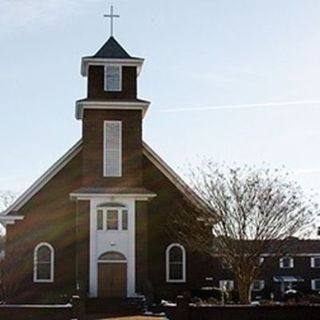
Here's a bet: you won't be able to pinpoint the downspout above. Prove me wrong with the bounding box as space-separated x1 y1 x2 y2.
75 199 80 291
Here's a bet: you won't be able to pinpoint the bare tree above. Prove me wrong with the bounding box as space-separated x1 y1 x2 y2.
0 190 17 213
171 163 318 304
0 190 17 236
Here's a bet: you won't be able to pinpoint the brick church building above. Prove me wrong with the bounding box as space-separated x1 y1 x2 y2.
0 35 209 303
1 32 320 305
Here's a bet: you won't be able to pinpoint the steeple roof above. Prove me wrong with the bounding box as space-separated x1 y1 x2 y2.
93 36 133 59
81 36 144 77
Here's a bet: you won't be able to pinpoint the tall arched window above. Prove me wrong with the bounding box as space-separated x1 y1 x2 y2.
34 242 54 283
166 243 186 283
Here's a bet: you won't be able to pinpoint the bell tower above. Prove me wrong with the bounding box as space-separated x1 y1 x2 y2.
75 30 150 188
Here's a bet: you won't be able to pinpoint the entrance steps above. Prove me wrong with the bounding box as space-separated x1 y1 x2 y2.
85 297 147 318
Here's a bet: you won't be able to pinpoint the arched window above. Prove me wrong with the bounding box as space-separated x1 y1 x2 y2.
166 243 186 283
98 251 127 263
34 242 54 283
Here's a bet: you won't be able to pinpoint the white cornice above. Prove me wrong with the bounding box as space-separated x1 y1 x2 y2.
75 100 150 120
0 215 24 225
1 140 83 216
70 192 156 201
81 57 144 77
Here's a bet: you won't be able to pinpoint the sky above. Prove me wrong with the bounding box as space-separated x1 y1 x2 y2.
1 0 320 217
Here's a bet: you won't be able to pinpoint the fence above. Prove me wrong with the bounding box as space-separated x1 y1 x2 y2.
162 296 320 320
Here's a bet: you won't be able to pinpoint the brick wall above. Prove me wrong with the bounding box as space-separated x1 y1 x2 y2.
88 65 137 100
82 109 143 188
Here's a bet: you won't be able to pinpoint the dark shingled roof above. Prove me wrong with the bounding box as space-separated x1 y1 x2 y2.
93 36 132 59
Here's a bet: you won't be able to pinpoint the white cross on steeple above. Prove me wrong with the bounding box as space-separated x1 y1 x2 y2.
104 5 120 37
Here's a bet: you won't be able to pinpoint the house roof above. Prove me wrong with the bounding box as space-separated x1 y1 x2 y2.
277 238 320 254
212 238 320 256
93 36 134 59
1 140 202 216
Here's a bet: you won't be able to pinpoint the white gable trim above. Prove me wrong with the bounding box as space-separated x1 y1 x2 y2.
1 140 83 216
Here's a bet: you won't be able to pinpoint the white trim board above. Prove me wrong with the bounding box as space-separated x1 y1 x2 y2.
1 140 82 216
70 192 156 201
75 100 150 120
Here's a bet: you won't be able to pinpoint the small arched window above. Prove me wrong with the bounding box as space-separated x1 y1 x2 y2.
34 242 54 283
166 243 186 283
98 251 127 262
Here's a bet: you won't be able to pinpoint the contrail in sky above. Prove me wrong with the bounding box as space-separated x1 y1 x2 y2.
159 100 320 113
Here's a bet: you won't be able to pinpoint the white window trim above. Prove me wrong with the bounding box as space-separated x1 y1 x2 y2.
219 280 234 291
97 252 127 264
33 242 54 283
103 120 122 177
311 256 320 268
311 279 320 291
166 243 186 283
104 65 122 92
96 206 128 232
252 280 265 292
279 257 294 269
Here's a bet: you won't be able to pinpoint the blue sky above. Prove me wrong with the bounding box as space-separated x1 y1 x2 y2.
1 0 320 207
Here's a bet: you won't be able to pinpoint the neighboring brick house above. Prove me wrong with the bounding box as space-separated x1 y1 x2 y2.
210 239 320 300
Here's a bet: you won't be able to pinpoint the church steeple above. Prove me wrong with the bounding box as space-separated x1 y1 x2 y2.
76 36 148 120
75 5 149 120
75 16 150 188
80 36 144 97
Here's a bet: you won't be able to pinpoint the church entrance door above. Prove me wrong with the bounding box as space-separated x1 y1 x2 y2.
97 252 127 298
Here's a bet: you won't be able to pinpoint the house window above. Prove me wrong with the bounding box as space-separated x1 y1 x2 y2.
252 280 265 291
258 257 265 266
34 242 54 283
279 257 294 269
104 65 122 92
166 244 186 283
103 121 122 177
311 279 320 291
311 257 320 268
96 204 128 232
219 280 234 291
